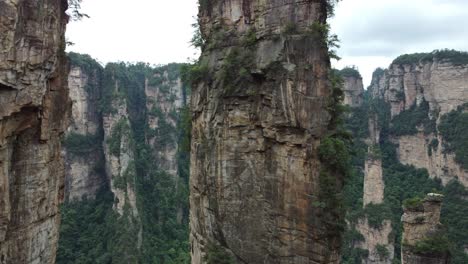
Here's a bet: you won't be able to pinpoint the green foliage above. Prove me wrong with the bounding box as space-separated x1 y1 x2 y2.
339 66 362 78
441 181 468 263
68 52 103 76
376 244 390 259
326 0 342 17
219 47 255 95
308 22 341 60
190 21 205 48
403 197 424 211
57 190 118 264
364 203 392 229
68 0 89 21
204 243 235 264
392 49 468 66
59 62 192 263
428 138 439 157
390 100 436 136
242 28 257 46
282 22 298 35
410 231 452 256
63 133 100 155
107 119 130 157
438 103 468 169
180 61 210 86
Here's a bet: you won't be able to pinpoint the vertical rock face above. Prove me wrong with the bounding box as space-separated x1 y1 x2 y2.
64 64 106 201
342 75 364 107
356 219 394 264
190 1 341 263
339 68 364 107
369 55 468 186
401 194 450 264
363 157 384 206
0 0 69 262
146 67 185 178
356 114 394 264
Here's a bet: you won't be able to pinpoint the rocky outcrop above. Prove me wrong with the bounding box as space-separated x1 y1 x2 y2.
396 133 467 186
356 219 394 264
64 64 106 201
363 156 384 206
369 58 468 118
0 0 69 263
369 53 468 186
146 66 184 178
401 194 450 264
190 1 343 263
343 72 364 107
356 114 394 264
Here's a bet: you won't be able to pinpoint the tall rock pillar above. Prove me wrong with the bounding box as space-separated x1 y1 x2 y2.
190 0 341 263
401 194 451 264
0 0 69 263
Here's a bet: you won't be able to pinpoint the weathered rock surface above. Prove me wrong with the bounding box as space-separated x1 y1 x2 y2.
343 75 364 107
190 1 341 263
64 66 105 200
363 157 384 206
356 113 394 263
369 57 468 186
396 133 467 186
146 68 184 178
0 0 69 262
401 194 450 264
356 219 394 264
369 60 468 118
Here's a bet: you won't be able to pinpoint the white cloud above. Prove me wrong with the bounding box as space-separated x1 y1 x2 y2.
67 0 468 87
66 0 199 65
330 0 468 87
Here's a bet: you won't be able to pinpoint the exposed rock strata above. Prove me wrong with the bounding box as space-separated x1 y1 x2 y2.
190 1 341 263
0 0 69 262
343 75 364 107
357 114 394 264
401 194 450 264
145 69 184 178
64 66 105 200
356 219 394 264
369 58 468 186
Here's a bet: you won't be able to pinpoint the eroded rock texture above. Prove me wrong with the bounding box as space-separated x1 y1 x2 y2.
369 58 468 186
0 0 69 263
342 75 364 107
64 64 105 201
356 114 394 264
190 1 341 263
401 194 450 264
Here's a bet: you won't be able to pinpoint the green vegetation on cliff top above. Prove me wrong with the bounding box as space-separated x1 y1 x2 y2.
392 49 468 65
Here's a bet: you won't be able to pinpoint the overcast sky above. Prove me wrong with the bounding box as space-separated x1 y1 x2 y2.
66 0 468 87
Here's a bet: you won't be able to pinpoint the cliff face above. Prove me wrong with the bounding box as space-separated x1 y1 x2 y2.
340 69 364 107
369 56 468 186
58 59 191 263
64 61 106 201
190 1 343 263
0 0 69 263
355 114 394 264
401 194 450 264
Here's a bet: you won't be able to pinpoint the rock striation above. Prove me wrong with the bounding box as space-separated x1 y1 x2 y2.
369 54 468 186
190 1 344 263
64 61 106 201
0 0 69 263
340 68 364 107
401 194 450 264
